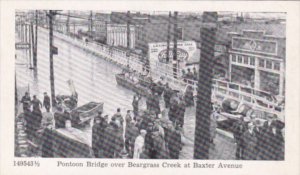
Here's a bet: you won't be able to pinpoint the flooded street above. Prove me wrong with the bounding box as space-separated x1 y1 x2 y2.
15 28 235 159
16 29 144 116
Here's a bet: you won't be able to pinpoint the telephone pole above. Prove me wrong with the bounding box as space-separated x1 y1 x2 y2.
194 12 218 159
66 11 70 34
172 11 178 79
126 11 131 66
166 11 171 63
48 10 57 108
33 10 38 68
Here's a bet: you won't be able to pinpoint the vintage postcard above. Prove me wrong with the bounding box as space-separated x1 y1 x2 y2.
0 1 299 175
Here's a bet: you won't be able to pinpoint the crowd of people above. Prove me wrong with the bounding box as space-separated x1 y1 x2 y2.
232 113 284 160
91 83 195 159
19 81 284 160
20 92 51 140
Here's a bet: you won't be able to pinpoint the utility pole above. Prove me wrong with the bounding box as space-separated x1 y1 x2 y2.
127 11 131 49
33 10 38 68
194 12 218 159
29 23 34 69
48 10 57 108
66 11 70 34
166 11 171 63
90 11 93 38
126 11 131 66
172 11 178 79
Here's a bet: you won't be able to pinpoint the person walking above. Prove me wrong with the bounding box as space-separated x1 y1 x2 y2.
43 92 51 112
31 95 42 112
20 92 31 112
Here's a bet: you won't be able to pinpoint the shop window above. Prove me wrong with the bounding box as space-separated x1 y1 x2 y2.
238 55 243 63
250 57 255 65
259 59 265 67
274 62 280 71
244 56 249 64
266 60 272 69
232 55 236 62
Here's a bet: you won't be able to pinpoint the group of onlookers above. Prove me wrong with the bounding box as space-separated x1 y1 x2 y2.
232 113 284 160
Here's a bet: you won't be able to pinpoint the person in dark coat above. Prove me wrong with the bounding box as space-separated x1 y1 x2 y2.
184 86 194 107
253 119 264 160
54 107 67 129
125 121 140 157
43 92 51 112
167 124 182 159
169 99 178 124
102 121 116 158
260 113 277 160
112 108 124 126
24 109 34 140
176 98 186 128
132 94 141 119
163 83 172 108
153 92 161 117
31 95 42 112
92 117 103 158
232 116 247 160
20 92 31 112
151 128 168 159
41 126 54 157
242 122 257 160
263 121 284 160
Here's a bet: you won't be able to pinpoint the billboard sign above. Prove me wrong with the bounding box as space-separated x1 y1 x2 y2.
148 41 198 80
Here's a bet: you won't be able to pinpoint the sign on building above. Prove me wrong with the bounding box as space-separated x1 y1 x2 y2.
15 43 30 50
148 41 198 79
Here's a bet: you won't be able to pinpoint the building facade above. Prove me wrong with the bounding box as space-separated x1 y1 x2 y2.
228 30 285 97
106 24 135 49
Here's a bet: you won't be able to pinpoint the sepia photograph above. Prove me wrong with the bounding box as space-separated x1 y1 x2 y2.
14 10 287 160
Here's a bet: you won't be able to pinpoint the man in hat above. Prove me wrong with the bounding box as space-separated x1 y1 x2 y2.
163 83 173 108
253 119 264 159
242 122 257 160
54 106 66 129
43 92 51 112
20 92 31 112
112 108 124 126
231 116 247 160
260 113 277 160
92 116 103 158
132 94 141 119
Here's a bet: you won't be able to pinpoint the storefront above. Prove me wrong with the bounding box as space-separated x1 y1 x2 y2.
228 30 285 97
